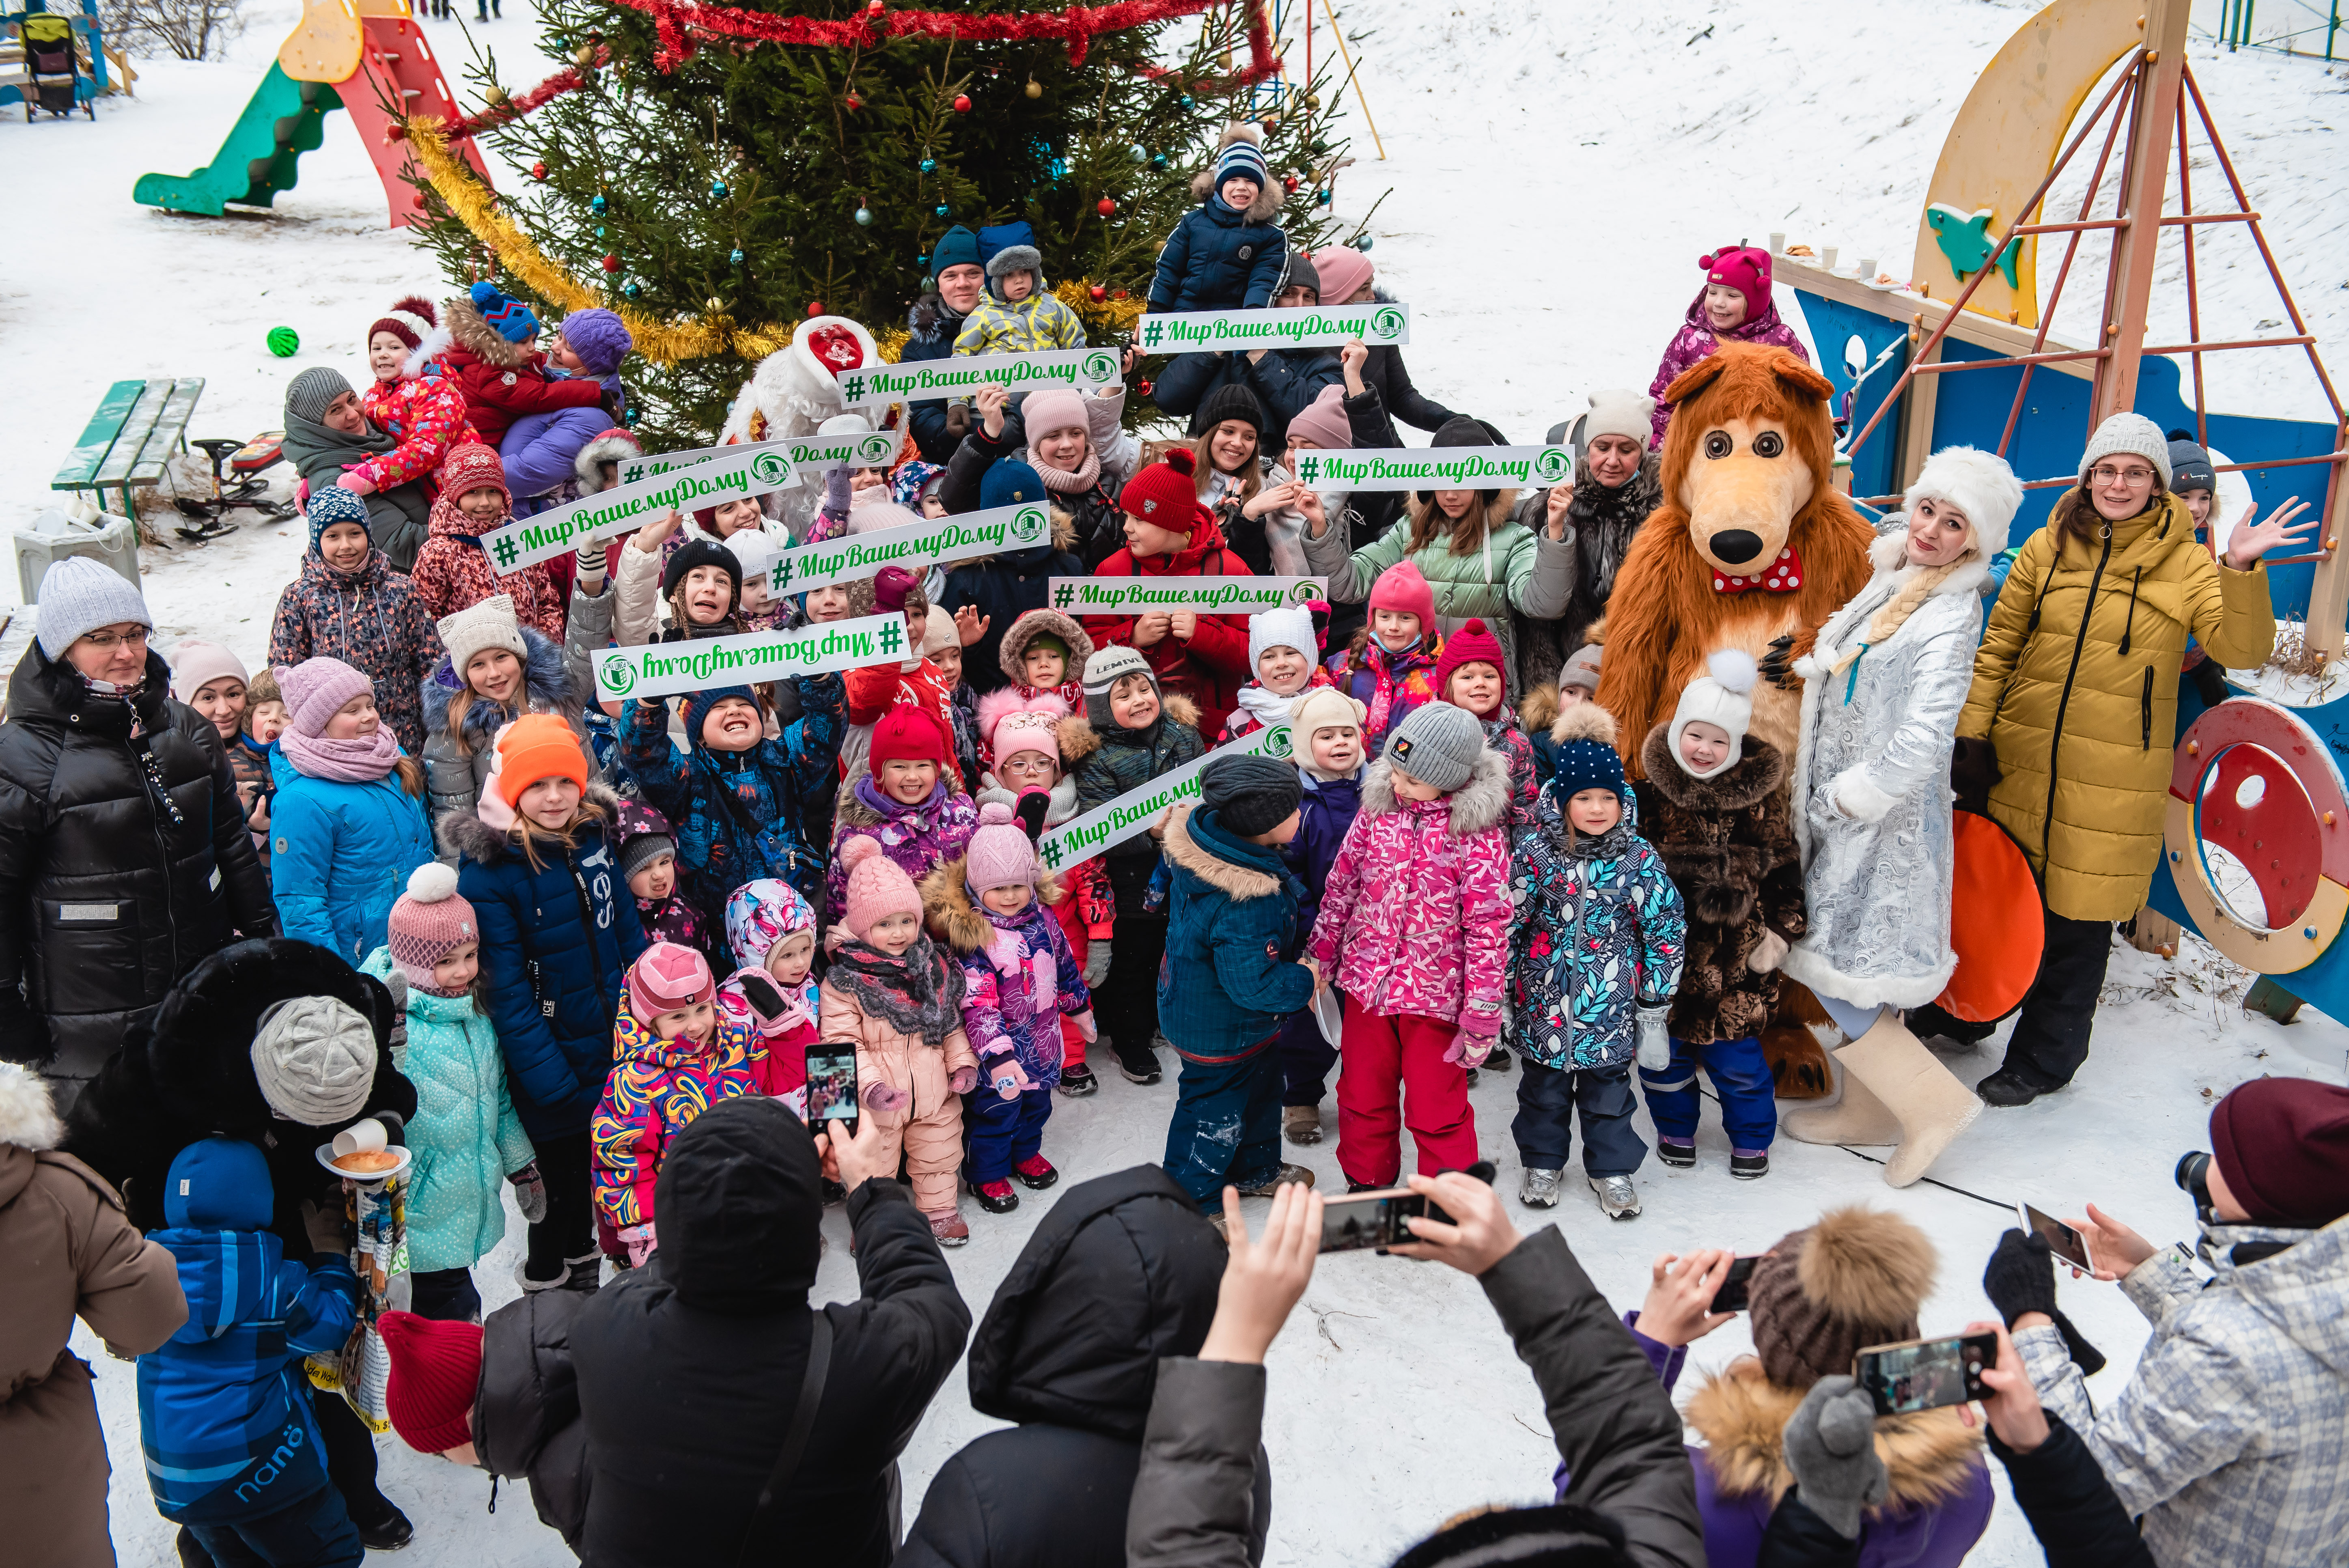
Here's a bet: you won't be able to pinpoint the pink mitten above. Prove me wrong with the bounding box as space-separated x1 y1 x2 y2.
619 1222 657 1269
1068 1008 1099 1044
948 1065 978 1095
1445 1028 1496 1069
864 1080 910 1114
984 1055 1035 1100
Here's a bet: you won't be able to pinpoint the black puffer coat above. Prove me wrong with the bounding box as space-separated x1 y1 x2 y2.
63 936 412 1234
935 511 1087 698
477 1288 591 1549
899 1165 1265 1568
0 645 276 1105
573 1096 971 1568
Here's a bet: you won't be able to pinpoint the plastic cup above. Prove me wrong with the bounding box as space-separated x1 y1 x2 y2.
1768 231 1786 253
1820 246 1839 271
1859 257 1878 281
332 1119 388 1159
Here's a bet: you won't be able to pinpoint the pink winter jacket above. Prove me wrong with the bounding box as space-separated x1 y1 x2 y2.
1308 747 1513 1030
357 373 480 492
1646 288 1810 447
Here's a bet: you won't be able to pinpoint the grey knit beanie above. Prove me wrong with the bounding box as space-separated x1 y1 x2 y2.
35 556 153 660
285 366 356 428
2077 412 2172 490
1083 644 1159 729
250 995 377 1126
1383 701 1484 794
1200 752 1302 837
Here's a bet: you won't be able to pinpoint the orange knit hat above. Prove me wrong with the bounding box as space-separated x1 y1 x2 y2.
495 713 588 807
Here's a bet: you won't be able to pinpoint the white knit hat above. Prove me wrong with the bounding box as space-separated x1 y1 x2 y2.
725 529 782 592
2077 412 2173 490
36 556 152 661
250 995 377 1125
435 594 529 679
1904 446 2024 559
1581 389 1657 451
1668 649 1758 781
1247 604 1316 676
168 640 250 703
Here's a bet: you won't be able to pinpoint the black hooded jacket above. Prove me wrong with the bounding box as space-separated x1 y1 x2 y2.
897 1165 1271 1568
64 936 413 1237
573 1097 971 1568
476 1289 593 1549
0 644 278 1101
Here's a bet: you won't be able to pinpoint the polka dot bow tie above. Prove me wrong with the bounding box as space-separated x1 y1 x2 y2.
1712 543 1804 594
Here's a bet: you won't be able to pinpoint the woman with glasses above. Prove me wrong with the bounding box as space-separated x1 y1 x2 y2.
0 559 278 1112
1955 413 2314 1106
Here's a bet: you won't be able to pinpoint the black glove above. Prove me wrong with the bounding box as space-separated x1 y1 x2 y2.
1984 1230 2106 1375
1014 788 1050 842
1758 631 1801 691
1950 736 2002 815
600 386 628 422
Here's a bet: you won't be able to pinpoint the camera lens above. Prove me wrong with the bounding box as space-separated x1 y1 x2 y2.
2175 1150 2212 1204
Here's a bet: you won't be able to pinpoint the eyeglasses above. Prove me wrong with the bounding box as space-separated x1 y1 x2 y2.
79 627 150 652
1000 755 1057 780
2090 465 2156 487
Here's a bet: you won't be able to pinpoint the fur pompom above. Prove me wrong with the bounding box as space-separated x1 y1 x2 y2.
1550 702 1619 748
0 1061 64 1151
405 862 461 903
1796 1205 1938 1324
1707 648 1759 697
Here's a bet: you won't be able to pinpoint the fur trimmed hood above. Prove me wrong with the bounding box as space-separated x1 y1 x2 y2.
573 429 643 495
920 855 1067 956
1188 124 1285 222
443 290 532 370
437 781 625 867
0 1060 63 1150
420 625 572 742
1684 1359 1985 1510
1055 693 1203 766
1360 747 1513 835
720 316 881 446
1639 724 1786 812
1160 802 1284 900
996 608 1095 683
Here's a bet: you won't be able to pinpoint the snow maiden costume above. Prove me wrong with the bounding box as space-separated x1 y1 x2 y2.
1778 447 2021 1187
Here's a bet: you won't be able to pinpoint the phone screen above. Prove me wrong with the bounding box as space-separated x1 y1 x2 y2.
1709 1255 1759 1315
1854 1332 1998 1417
805 1049 860 1133
2018 1203 2093 1272
1318 1188 1429 1254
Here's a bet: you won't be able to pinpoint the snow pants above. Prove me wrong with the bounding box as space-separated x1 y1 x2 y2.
966 1085 1052 1184
1640 1034 1776 1153
1514 1058 1647 1177
878 1099 965 1215
2000 911 2114 1089
1163 1036 1284 1206
1278 997 1339 1107
1336 999 1477 1187
185 1482 363 1568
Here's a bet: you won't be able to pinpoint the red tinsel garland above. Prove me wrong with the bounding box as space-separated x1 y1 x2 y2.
389 47 610 143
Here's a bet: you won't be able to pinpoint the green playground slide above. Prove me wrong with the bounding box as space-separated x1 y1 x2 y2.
132 63 343 216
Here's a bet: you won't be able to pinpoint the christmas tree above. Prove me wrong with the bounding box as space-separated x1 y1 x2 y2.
417 0 1364 448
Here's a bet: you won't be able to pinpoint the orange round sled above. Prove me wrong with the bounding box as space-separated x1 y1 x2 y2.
1936 808 2045 1023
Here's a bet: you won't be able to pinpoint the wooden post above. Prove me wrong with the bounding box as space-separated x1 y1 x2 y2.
2309 414 2349 661
2127 907 2182 958
1898 323 1942 492
2093 0 2194 422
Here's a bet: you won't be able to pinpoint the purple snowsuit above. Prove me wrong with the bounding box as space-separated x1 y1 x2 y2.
501 369 625 503
824 774 981 925
1646 287 1810 447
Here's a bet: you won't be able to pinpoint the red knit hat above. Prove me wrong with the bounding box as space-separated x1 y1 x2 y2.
1118 448 1212 541
378 1310 482 1455
870 706 951 775
2211 1077 2349 1228
439 443 510 509
1700 246 1773 311
1367 560 1435 629
368 295 439 353
1435 618 1509 718
494 713 588 807
628 941 716 1023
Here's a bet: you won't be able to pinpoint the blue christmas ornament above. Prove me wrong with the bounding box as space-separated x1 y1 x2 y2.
1151 152 1167 169
1180 94 1194 108
1351 234 1374 252
1315 188 1331 205
730 248 744 265
590 194 606 214
709 178 728 198
935 203 950 217
1048 157 1068 181
920 156 936 174
622 281 640 298
854 206 873 226
596 224 607 238
1129 143 1146 163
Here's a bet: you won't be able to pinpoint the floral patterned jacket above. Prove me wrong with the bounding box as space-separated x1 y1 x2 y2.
1505 782 1686 1071
358 373 479 492
590 1013 766 1231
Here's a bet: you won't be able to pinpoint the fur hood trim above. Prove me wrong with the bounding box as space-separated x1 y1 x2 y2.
996 608 1096 683
1639 724 1786 811
920 856 1065 956
1188 124 1285 222
439 781 623 866
574 430 643 495
1360 748 1512 835
0 1060 63 1150
420 626 571 741
1161 803 1283 899
443 291 532 369
1551 702 1619 749
1054 693 1203 764
1684 1360 1985 1508
1519 683 1560 736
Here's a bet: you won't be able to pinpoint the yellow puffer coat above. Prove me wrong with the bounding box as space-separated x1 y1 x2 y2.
1957 492 2274 921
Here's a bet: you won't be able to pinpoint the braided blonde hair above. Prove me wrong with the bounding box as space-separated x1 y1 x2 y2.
1860 559 1963 645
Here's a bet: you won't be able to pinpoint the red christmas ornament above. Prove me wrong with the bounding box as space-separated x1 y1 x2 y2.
952 93 971 112
1112 289 1128 300
1096 197 1116 215
806 300 823 317
1088 284 1106 302
866 0 882 10
1283 175 1299 194
844 92 862 110
1136 379 1154 398
600 253 620 272
530 160 548 180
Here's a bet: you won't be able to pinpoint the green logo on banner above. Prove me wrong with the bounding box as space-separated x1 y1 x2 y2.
1532 446 1572 486
1081 349 1118 382
1009 504 1048 545
855 433 896 465
599 659 636 696
1371 306 1405 341
1286 580 1319 605
1262 724 1293 759
751 452 791 486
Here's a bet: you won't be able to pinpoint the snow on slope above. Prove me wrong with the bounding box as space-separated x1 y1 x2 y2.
8 1 2349 1563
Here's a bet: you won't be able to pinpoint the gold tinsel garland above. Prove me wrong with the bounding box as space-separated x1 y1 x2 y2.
1056 279 1148 335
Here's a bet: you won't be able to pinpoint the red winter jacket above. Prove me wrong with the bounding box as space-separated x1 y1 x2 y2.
1082 514 1252 742
440 292 604 447
357 373 478 491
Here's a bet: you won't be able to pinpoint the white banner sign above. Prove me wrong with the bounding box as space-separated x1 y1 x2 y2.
1045 576 1327 616
613 441 730 489
1292 445 1574 493
834 346 1124 407
482 442 801 575
1134 301 1410 355
1035 724 1293 873
768 426 907 477
591 614 905 702
767 501 1057 596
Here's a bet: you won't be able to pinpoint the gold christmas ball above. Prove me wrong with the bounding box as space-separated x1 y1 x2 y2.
705 297 723 313
1217 50 1234 69
484 83 509 106
1024 77 1041 98
572 43 594 65
1304 92 1320 109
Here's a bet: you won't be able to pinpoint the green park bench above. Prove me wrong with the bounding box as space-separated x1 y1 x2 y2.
54 377 205 516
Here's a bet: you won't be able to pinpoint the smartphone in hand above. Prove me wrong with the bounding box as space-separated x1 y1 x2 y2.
1709 1255 1760 1315
1318 1187 1451 1254
805 1047 860 1139
1853 1331 1999 1417
2017 1202 2095 1273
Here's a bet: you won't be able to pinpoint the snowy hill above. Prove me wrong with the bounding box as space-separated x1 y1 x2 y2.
6 2 2349 1564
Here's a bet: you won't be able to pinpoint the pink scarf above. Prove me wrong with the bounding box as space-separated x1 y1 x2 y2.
281 723 403 784
1034 448 1101 494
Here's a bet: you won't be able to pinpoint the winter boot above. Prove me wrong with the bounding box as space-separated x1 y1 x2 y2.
1588 1174 1641 1219
928 1208 971 1247
351 1501 415 1552
1519 1167 1563 1207
972 1179 1019 1214
1482 1049 1513 1075
1730 1149 1769 1179
1283 1105 1323 1145
1781 1054 1903 1146
1235 1163 1316 1196
1058 1062 1099 1096
1012 1154 1059 1189
1656 1139 1696 1168
1116 1041 1162 1085
1819 1012 1982 1187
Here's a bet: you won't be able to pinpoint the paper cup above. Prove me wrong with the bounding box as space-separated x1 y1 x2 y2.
332 1119 388 1159
1768 231 1786 254
1859 257 1878 281
1820 246 1839 271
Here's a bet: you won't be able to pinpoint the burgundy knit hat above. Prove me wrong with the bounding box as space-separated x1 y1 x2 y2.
1700 246 1773 312
388 863 479 995
1745 1206 1937 1389
1118 448 1212 541
440 443 510 508
368 295 438 353
628 941 716 1024
378 1310 482 1455
2211 1077 2349 1227
1435 618 1508 717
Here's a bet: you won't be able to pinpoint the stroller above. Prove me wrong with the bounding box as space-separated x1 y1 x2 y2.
19 11 91 121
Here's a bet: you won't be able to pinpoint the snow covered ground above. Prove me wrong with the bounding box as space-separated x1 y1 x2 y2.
11 0 2349 1562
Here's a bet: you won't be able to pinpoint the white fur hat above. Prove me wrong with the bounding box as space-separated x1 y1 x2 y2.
1905 446 2023 558
725 529 781 590
1669 649 1758 781
2077 412 2173 490
818 411 875 439
1581 389 1656 452
1247 604 1316 675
